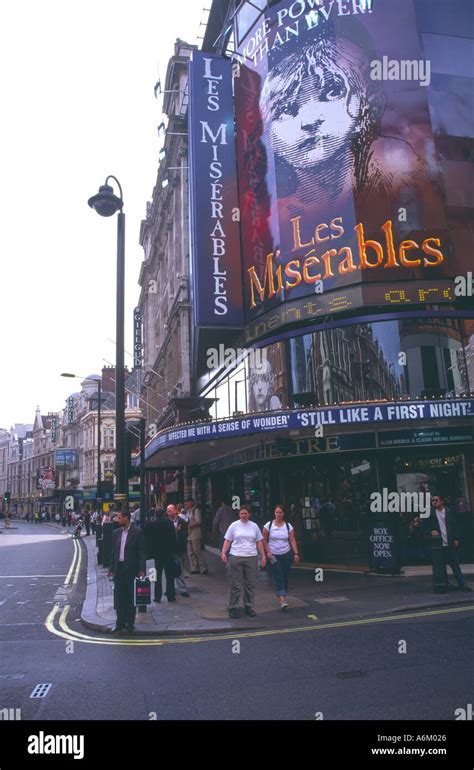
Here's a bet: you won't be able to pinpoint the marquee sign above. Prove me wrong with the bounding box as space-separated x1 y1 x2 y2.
145 398 474 461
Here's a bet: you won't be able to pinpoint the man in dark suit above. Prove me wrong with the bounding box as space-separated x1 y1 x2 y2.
108 509 146 632
424 493 471 592
144 508 177 603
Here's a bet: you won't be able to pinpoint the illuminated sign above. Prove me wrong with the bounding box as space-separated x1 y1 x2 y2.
188 52 243 327
242 282 456 345
145 398 474 461
133 307 142 369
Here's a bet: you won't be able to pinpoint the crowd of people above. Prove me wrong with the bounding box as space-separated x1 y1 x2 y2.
19 491 470 633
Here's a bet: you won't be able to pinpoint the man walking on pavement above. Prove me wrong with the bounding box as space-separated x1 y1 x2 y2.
213 497 235 550
166 504 191 597
425 492 472 592
108 509 146 633
184 497 208 575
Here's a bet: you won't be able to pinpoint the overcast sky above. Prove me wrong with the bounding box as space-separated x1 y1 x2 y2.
0 0 205 430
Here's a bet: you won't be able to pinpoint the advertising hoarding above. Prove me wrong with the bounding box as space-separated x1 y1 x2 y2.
233 0 470 334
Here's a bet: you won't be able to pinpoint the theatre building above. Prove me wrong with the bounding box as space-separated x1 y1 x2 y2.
140 0 474 567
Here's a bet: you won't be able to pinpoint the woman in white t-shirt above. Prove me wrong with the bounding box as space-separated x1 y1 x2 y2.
221 507 267 619
263 505 299 610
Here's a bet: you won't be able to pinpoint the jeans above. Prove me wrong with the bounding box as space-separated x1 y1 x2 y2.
269 550 294 597
442 546 466 588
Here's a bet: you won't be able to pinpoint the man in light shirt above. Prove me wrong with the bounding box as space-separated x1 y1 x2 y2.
221 506 267 618
108 509 146 632
425 493 471 592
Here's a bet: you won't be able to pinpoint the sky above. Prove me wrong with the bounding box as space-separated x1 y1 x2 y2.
0 0 206 430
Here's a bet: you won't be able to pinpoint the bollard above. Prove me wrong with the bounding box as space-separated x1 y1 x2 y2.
431 535 448 593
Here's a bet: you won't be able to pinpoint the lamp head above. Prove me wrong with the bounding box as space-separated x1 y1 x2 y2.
88 184 123 217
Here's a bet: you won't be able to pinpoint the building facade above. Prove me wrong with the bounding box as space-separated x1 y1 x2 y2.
140 0 474 566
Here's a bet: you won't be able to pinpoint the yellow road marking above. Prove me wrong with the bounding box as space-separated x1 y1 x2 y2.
72 537 82 585
45 602 474 648
64 537 78 586
50 537 474 646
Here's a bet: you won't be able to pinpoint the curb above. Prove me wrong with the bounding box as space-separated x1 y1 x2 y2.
78 537 474 638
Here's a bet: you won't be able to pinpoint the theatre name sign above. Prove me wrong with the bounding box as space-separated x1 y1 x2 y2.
145 399 474 459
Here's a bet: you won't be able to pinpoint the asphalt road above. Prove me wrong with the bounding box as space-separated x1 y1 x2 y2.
0 522 473 722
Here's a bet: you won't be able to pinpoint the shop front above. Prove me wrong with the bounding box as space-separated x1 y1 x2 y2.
144 411 474 568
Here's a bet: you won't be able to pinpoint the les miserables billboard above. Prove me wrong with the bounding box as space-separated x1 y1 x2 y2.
232 0 470 336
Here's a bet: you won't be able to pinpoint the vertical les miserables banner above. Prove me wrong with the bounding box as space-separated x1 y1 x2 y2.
188 52 243 328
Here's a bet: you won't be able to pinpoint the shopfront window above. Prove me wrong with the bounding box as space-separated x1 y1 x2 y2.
394 451 470 564
289 316 471 406
204 342 288 419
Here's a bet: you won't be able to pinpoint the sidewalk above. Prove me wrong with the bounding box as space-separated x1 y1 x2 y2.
80 534 474 636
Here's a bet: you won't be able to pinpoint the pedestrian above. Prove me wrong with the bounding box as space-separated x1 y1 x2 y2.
184 498 208 575
55 512 61 524
34 511 40 524
263 505 299 610
213 497 235 550
108 509 146 633
91 510 97 535
424 493 472 592
84 510 91 536
166 504 191 597
144 508 177 603
221 506 267 618
67 511 72 527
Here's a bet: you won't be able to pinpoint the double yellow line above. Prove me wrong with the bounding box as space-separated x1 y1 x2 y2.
64 535 82 587
45 536 474 647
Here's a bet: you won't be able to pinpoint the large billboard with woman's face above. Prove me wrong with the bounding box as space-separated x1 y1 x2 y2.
233 0 471 332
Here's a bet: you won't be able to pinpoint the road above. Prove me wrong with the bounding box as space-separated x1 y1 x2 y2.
0 522 472 722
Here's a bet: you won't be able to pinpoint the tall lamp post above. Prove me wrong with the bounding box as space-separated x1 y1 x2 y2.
87 177 127 509
61 374 102 507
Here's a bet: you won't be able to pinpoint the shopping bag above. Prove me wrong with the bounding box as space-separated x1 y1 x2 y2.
134 577 151 606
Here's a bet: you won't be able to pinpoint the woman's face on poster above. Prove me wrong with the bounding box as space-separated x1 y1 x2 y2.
267 67 361 170
253 374 270 407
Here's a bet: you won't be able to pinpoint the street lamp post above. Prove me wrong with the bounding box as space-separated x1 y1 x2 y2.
61 374 102 507
88 177 127 509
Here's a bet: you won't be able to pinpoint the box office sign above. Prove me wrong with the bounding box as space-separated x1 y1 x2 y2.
368 518 401 573
188 52 243 328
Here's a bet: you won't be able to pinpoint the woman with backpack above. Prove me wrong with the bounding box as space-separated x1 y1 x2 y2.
263 505 299 611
